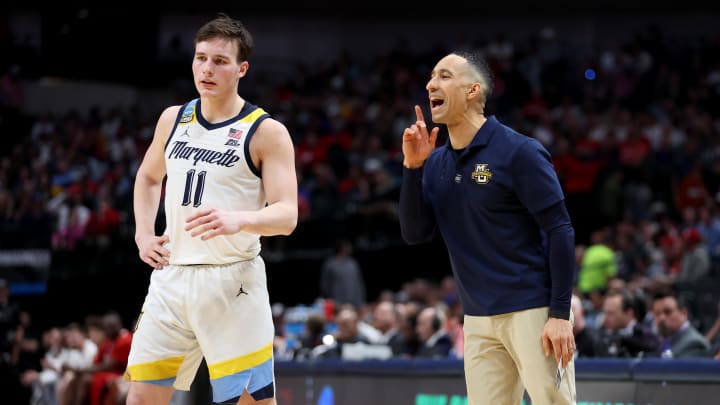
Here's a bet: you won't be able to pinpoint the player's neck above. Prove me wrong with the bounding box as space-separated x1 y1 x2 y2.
200 95 245 124
447 114 486 149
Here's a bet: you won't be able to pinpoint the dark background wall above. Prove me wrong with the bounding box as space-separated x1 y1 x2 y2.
7 2 720 85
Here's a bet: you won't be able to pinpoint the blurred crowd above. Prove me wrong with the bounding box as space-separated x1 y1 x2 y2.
3 269 720 404
0 285 133 405
1 24 720 252
0 23 720 250
1 19 720 405
272 274 720 363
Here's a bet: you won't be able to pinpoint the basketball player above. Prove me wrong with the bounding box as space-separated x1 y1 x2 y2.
399 50 577 404
126 14 297 405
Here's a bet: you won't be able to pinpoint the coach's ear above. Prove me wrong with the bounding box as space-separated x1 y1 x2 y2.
467 82 482 99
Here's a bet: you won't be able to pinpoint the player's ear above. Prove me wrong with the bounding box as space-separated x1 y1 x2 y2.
238 61 249 78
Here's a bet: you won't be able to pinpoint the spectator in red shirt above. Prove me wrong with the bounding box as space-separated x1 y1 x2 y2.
61 312 132 405
88 312 132 405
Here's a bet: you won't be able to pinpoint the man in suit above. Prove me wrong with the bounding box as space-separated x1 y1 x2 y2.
596 289 660 357
651 290 711 358
415 306 453 359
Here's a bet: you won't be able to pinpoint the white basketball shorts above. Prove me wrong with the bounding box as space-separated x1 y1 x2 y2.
125 256 275 403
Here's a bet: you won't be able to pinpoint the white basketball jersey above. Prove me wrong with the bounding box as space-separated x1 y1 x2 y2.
163 98 269 264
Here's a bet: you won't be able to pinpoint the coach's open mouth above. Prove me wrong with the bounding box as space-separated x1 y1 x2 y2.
430 98 444 110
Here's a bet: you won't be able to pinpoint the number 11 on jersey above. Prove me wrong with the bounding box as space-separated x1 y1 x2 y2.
182 169 207 207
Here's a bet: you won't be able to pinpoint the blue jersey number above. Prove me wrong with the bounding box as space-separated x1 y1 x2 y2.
182 169 207 207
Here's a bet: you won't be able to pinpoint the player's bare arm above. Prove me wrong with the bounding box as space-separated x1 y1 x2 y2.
402 105 439 168
134 105 179 269
185 118 298 240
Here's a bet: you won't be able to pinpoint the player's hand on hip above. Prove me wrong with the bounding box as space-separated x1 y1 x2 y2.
542 317 575 368
185 207 245 240
402 105 439 169
136 234 170 270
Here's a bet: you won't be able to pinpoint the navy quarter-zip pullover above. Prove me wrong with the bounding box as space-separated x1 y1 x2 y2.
399 115 575 319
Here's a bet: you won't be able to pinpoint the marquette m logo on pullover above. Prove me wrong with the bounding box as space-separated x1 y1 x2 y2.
471 163 493 184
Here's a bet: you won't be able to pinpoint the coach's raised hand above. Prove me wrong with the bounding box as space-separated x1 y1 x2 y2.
402 105 439 169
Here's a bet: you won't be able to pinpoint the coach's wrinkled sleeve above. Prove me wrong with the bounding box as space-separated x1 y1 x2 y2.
399 166 437 244
535 201 576 320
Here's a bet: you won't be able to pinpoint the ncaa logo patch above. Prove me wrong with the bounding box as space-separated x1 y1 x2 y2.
179 104 196 123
